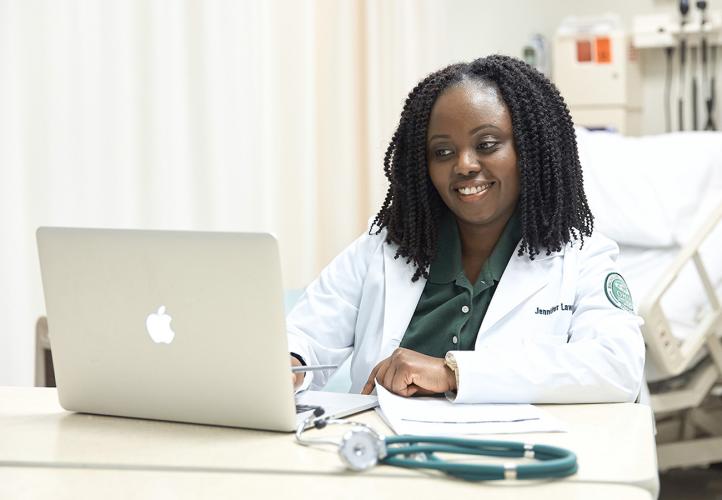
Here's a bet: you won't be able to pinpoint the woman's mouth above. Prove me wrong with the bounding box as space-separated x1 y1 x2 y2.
454 182 494 200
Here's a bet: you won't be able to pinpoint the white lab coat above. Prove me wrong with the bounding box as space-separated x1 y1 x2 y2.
286 225 645 403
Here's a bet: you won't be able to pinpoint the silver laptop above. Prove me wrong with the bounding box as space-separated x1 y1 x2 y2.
36 227 376 432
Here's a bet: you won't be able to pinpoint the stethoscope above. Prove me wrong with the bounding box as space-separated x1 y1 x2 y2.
295 407 578 481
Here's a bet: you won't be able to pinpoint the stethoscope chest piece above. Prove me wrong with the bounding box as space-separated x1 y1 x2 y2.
338 427 386 471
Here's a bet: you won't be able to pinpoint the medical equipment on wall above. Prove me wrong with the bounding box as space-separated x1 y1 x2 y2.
295 407 578 481
522 34 550 77
553 15 642 135
634 1 721 131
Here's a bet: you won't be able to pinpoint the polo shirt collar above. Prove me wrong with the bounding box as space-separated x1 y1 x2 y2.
428 208 521 285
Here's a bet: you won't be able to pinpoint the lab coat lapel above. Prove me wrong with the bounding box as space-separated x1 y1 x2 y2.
381 242 426 357
478 245 562 337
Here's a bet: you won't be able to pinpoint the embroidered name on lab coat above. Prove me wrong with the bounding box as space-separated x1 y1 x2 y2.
535 303 573 315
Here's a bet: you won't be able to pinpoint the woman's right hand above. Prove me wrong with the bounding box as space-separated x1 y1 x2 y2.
290 355 305 389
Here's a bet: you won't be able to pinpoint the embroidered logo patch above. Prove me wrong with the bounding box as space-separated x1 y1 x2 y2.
604 272 633 312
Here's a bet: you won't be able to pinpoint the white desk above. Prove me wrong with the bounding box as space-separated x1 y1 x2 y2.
0 387 658 499
0 468 654 500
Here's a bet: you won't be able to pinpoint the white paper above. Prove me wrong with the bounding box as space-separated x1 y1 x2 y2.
375 384 566 435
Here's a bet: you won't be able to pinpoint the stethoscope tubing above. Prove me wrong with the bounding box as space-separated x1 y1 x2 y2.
382 435 577 481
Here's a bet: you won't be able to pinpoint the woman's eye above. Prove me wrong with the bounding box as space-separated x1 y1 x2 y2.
478 141 498 151
434 148 453 158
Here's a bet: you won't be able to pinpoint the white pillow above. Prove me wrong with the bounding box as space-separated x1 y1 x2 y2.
576 128 722 248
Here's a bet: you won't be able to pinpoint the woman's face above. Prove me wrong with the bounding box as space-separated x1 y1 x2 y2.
426 79 519 232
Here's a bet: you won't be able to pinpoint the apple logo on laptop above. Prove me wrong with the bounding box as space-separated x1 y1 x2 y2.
145 306 175 344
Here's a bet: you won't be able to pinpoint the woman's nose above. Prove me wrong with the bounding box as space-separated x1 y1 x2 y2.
454 149 481 176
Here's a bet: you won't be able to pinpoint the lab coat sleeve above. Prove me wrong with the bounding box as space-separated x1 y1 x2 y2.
449 234 646 404
286 228 382 391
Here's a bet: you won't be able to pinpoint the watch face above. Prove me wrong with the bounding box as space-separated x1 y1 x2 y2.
338 428 383 471
445 353 459 389
444 352 457 369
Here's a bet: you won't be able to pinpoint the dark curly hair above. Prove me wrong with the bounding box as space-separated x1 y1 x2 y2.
371 54 594 282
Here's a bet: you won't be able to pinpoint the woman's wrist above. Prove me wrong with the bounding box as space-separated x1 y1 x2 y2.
290 354 305 389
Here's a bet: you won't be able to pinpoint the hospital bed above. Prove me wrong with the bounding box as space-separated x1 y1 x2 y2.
576 127 722 471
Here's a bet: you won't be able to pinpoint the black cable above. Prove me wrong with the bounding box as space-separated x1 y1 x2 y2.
698 0 714 131
665 47 675 133
679 0 690 131
705 45 718 131
692 46 698 130
701 36 710 129
679 38 687 131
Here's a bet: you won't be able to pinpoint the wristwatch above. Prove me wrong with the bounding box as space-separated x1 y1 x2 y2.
444 352 460 394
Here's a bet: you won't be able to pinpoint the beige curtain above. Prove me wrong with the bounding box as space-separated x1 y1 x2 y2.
0 0 444 386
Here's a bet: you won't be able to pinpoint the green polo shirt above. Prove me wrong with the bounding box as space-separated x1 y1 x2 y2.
399 210 521 358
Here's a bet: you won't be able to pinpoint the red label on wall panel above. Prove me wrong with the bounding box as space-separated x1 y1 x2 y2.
595 37 612 63
576 40 592 62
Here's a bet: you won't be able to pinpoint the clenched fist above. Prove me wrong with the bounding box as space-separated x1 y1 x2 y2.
361 348 456 397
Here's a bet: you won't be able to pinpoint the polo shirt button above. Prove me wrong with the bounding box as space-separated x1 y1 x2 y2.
452 335 458 344
480 280 486 286
461 305 470 314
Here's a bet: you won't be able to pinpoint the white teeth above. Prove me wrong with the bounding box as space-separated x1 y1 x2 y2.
458 184 491 195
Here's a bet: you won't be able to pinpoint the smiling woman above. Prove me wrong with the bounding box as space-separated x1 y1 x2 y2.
286 55 645 404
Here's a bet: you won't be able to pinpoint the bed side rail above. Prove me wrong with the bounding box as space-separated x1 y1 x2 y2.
638 200 722 378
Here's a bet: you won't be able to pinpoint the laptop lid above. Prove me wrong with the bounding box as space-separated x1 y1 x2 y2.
37 227 301 431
